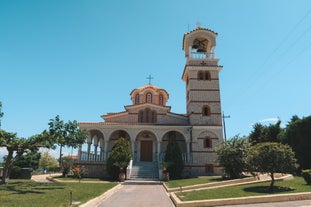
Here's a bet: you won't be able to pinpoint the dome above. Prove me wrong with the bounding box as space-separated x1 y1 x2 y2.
130 84 169 106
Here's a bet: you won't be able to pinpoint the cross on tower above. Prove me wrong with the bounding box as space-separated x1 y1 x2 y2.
200 61 207 66
146 75 154 84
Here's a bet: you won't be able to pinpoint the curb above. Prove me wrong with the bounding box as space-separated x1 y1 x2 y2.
170 192 311 207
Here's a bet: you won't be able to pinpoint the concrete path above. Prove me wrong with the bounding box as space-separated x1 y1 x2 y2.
95 184 175 207
218 200 311 207
31 173 61 182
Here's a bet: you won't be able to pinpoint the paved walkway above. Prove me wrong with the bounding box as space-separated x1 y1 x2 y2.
94 184 174 207
31 173 61 182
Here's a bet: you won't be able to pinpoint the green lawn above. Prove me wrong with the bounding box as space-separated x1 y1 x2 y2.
165 176 222 188
177 177 311 201
0 179 117 207
53 175 112 182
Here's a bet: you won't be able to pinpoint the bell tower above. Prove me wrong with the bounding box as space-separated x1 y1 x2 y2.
182 25 223 126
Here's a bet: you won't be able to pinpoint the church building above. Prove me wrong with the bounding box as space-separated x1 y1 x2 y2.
77 25 224 179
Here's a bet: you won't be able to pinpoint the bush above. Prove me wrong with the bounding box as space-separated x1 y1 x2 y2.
106 138 131 180
302 169 311 185
164 137 184 179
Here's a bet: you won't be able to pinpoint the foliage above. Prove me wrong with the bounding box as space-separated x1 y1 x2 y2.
106 138 131 180
72 165 88 180
215 136 249 179
46 115 87 166
246 142 296 190
39 152 59 171
0 180 117 207
13 150 41 170
164 137 184 179
0 131 52 184
249 121 282 145
301 169 311 185
281 115 311 171
61 156 75 177
0 101 3 129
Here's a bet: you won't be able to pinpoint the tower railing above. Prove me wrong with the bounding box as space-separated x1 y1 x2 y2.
190 52 214 59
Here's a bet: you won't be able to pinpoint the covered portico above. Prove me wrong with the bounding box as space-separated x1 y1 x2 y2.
77 124 192 164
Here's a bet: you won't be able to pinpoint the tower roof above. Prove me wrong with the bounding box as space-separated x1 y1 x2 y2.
182 27 218 50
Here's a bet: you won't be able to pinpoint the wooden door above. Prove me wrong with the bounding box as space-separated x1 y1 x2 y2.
140 141 153 162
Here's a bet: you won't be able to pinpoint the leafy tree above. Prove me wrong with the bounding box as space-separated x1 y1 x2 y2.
39 152 59 172
164 137 184 179
47 115 87 167
246 142 296 190
249 121 282 144
216 136 249 179
282 115 311 170
0 131 51 184
106 138 131 180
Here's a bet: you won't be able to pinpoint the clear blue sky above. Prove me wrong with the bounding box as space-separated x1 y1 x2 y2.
1 1 311 158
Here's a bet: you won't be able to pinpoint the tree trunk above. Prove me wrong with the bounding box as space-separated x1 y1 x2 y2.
59 145 63 168
269 172 275 191
1 149 13 184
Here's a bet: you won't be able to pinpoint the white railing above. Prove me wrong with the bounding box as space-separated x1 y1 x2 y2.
80 151 103 162
190 52 214 59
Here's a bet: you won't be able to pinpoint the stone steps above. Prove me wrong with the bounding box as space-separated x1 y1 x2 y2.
129 162 159 181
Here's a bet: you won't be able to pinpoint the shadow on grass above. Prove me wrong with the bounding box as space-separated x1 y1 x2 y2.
1 181 65 195
243 185 295 194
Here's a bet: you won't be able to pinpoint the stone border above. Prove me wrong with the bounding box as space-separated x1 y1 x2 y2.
79 183 123 207
170 192 311 207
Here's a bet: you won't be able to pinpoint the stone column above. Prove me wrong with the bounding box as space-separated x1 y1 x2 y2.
131 141 135 162
77 145 82 161
94 144 98 161
186 141 191 163
87 142 91 161
103 140 108 161
99 146 103 162
157 141 161 162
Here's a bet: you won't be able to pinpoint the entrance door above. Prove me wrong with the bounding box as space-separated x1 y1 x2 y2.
140 141 153 162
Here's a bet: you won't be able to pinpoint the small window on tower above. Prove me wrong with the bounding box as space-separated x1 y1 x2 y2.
205 71 211 80
204 138 212 148
198 71 204 80
202 106 210 116
205 164 214 173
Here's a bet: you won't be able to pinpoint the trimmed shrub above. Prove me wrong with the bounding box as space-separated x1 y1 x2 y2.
164 137 184 179
106 138 132 180
302 169 311 185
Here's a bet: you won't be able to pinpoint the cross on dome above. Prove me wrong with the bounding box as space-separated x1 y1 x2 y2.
146 75 154 84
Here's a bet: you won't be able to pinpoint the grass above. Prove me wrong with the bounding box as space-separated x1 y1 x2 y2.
176 177 311 201
165 176 222 188
53 175 112 182
0 179 117 207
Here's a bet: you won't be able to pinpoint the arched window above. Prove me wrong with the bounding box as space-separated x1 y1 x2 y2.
198 71 204 80
138 108 157 123
146 93 152 103
145 108 150 122
204 138 212 148
159 94 163 106
151 110 157 123
138 110 144 123
135 94 140 104
205 71 210 80
202 106 210 116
